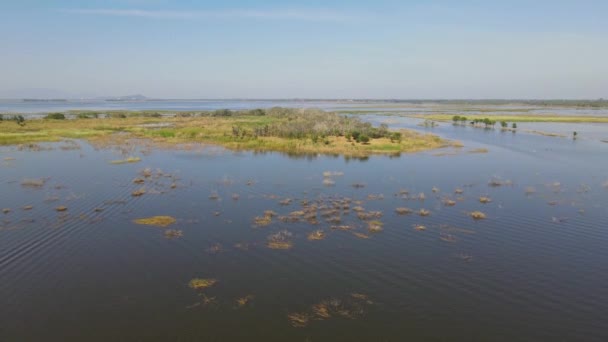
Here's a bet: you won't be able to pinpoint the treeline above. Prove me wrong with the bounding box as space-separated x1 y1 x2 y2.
0 114 26 126
452 115 517 129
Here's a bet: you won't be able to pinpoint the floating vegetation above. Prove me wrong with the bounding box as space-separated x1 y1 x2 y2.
551 217 569 224
352 232 371 239
22 205 33 211
440 233 457 243
236 295 254 308
290 294 373 328
132 178 145 184
395 207 413 215
21 178 47 188
188 278 218 290
267 230 294 250
110 157 141 165
413 224 426 231
2 208 11 214
468 148 489 154
209 192 220 200
443 199 456 207
454 188 464 194
479 196 492 204
287 312 310 328
254 215 273 227
417 192 426 201
470 211 486 220
547 201 558 206
232 193 240 201
525 187 537 195
418 209 431 216
131 188 146 197
164 229 183 239
432 186 439 193
457 253 473 262
234 242 250 251
323 171 344 178
308 229 325 241
352 183 366 189
357 210 383 220
367 220 384 233
322 178 335 187
331 225 354 231
55 206 68 212
279 198 292 206
366 194 384 200
206 243 223 254
488 177 512 187
133 216 176 227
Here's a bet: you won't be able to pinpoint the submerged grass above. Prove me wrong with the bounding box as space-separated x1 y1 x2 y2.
133 215 176 227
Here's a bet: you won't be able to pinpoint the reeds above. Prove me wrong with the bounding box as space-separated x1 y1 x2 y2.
267 230 293 250
395 207 413 215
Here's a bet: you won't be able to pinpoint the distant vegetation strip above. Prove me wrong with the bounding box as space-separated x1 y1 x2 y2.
0 108 454 155
408 114 608 123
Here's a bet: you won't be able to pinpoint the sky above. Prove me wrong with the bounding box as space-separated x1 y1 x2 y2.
1 0 607 99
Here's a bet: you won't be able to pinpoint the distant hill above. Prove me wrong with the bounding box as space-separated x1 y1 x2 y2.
98 94 148 101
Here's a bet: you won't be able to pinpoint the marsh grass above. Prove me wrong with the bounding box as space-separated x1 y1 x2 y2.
267 230 293 250
287 312 310 328
164 229 183 239
133 215 176 227
235 295 254 308
188 278 218 290
395 207 413 215
131 188 146 197
307 230 326 241
413 224 426 231
352 232 371 239
418 209 431 216
367 220 384 233
110 157 141 165
21 178 47 188
479 196 492 204
470 211 487 220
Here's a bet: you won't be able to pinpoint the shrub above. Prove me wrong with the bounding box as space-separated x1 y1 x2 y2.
358 135 370 143
45 113 65 120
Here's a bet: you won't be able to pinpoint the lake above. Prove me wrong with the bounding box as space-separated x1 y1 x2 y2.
1 114 607 341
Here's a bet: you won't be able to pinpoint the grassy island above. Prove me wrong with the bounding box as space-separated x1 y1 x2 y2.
0 108 453 156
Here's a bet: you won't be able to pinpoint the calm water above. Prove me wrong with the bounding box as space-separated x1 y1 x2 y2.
2 99 608 117
1 116 608 341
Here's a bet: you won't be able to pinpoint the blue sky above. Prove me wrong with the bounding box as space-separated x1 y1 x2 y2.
1 0 607 99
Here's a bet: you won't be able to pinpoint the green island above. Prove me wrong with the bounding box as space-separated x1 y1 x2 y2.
0 108 453 156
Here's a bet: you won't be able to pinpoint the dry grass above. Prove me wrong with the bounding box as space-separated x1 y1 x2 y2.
133 215 176 227
188 278 218 290
55 206 68 212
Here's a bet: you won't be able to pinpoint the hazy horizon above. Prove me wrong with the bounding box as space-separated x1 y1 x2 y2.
1 1 607 99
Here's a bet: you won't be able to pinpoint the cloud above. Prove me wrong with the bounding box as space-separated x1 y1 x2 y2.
61 8 361 22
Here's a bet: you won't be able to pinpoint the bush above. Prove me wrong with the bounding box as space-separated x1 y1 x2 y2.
358 135 370 143
45 113 65 120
